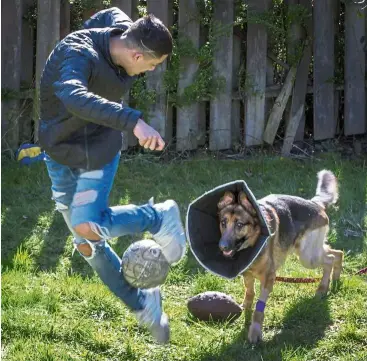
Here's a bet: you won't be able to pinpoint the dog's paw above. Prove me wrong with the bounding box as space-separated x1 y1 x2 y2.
315 285 329 298
330 279 342 293
248 322 262 343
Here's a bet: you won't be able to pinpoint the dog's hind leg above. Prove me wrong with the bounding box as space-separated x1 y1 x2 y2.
316 245 335 297
242 273 255 310
330 248 344 281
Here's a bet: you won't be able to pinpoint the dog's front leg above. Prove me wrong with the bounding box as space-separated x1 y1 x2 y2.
248 272 275 343
242 273 255 310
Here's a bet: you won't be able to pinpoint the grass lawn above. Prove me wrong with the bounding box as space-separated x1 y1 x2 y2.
1 152 367 361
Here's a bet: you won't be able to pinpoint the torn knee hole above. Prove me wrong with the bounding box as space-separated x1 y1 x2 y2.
77 243 93 257
73 222 92 237
73 189 98 206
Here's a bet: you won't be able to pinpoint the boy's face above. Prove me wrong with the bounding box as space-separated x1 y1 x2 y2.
124 52 167 76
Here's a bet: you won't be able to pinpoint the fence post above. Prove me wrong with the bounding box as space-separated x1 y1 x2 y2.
313 0 336 140
209 0 234 150
176 0 200 151
197 24 209 146
146 0 172 142
19 0 36 144
244 0 270 146
60 0 70 39
112 0 139 149
1 0 23 152
232 27 242 146
344 1 366 135
282 0 312 155
33 0 60 143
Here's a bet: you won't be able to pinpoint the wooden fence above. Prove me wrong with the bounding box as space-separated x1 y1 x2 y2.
2 0 366 156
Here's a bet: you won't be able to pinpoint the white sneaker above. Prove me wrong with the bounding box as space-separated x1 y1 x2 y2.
134 287 170 344
153 200 186 264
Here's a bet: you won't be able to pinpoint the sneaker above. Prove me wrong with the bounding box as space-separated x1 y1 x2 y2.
134 287 170 344
153 200 186 264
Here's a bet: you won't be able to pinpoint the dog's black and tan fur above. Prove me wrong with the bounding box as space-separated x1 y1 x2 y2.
217 170 343 343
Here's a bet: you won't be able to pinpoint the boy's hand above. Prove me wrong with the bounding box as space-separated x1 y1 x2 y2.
133 119 165 151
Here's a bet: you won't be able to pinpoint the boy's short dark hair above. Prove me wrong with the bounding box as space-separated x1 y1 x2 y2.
125 14 173 58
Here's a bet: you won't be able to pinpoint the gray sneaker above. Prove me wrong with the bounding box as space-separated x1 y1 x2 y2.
153 200 186 264
134 287 170 344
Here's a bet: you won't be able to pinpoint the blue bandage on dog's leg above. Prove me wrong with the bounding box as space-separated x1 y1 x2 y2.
255 300 266 313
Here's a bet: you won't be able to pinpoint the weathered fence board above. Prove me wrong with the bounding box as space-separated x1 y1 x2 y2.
232 32 242 145
344 1 366 135
209 0 234 150
197 24 209 146
112 0 137 19
146 0 172 142
313 0 335 140
60 0 70 39
244 0 270 146
21 0 35 88
1 0 23 151
112 0 138 149
20 0 35 144
263 66 297 144
281 47 311 155
33 0 60 142
176 0 200 151
282 0 312 154
265 59 275 135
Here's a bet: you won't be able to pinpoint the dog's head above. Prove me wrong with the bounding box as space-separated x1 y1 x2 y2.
217 191 261 258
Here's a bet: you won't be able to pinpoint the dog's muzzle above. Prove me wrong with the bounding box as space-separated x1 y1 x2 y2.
219 236 248 258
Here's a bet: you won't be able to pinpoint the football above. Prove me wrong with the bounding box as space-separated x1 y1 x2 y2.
121 239 170 289
187 291 242 322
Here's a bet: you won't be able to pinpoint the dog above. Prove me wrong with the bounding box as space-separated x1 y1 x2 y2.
217 170 343 343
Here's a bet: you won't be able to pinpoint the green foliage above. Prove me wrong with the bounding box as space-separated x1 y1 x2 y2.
130 75 157 116
1 88 21 101
70 0 112 31
162 29 227 107
247 0 311 67
23 0 38 29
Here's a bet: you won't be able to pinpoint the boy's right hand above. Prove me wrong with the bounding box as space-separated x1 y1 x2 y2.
133 118 165 151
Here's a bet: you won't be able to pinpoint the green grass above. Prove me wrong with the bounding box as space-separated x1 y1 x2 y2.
2 152 367 361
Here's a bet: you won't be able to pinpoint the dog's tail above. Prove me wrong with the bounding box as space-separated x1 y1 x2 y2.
311 170 338 208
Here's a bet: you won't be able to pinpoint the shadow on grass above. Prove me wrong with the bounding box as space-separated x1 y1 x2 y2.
197 295 332 361
1 161 54 269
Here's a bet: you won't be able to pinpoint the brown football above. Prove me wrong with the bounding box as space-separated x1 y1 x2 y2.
187 291 242 322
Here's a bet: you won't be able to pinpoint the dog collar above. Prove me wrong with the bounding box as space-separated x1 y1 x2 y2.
186 180 271 279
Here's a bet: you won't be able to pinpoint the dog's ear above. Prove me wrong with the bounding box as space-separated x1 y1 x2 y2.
239 192 257 216
218 192 235 210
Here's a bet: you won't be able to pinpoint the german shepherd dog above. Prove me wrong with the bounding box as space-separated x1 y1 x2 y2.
217 170 343 343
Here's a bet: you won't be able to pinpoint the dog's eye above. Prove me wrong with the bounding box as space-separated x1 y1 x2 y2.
236 222 244 229
221 220 227 228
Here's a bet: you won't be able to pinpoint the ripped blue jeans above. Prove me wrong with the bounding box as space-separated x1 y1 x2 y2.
44 151 162 311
